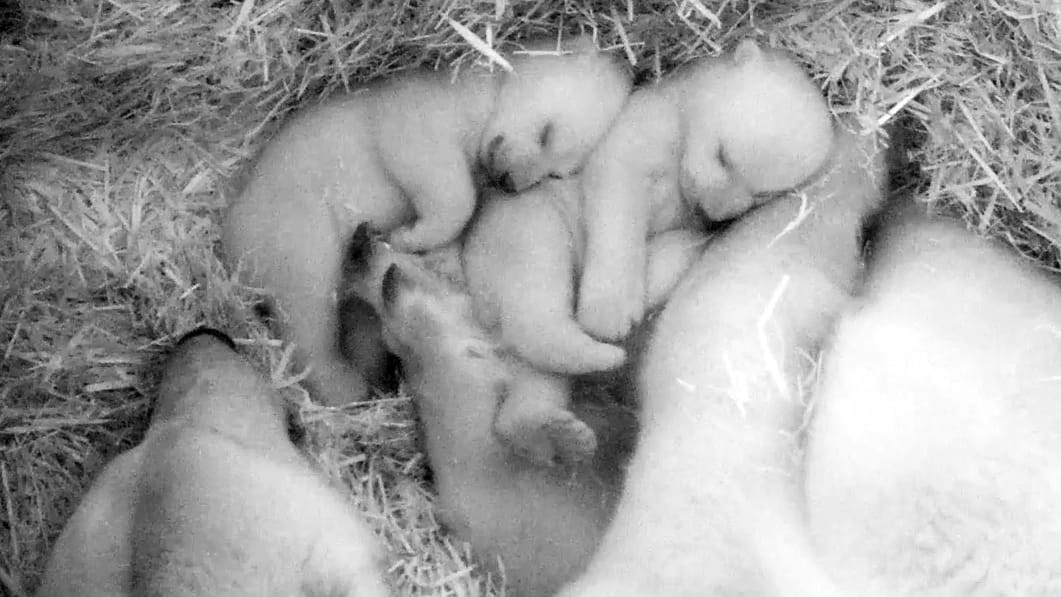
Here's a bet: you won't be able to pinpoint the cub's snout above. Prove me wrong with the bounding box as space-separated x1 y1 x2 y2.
483 134 518 192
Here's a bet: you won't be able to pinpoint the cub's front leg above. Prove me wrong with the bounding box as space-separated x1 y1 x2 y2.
381 124 479 253
577 91 680 341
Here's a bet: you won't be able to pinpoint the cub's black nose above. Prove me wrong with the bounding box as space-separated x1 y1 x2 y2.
485 133 504 171
483 134 517 192
496 172 516 193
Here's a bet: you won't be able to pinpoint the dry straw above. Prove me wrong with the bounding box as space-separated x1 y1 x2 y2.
2 0 1060 594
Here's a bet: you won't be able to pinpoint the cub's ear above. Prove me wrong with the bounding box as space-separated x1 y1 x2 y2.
346 222 375 274
732 38 764 65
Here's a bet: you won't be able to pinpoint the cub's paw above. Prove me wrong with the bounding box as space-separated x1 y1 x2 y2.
387 221 456 253
577 273 644 342
500 408 598 467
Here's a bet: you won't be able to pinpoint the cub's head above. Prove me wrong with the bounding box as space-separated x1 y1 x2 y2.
481 35 632 192
680 39 834 221
343 224 494 366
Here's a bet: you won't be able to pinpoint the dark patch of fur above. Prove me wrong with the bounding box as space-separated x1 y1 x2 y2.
379 263 402 314
285 407 307 447
176 326 237 351
344 222 376 278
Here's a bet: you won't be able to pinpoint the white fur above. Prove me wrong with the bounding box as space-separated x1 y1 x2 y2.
368 253 627 597
805 213 1061 596
463 178 709 464
464 178 627 375
36 332 389 597
577 39 834 341
222 37 630 406
558 124 886 597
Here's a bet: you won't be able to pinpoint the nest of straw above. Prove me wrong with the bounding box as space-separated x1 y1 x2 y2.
2 1 1059 594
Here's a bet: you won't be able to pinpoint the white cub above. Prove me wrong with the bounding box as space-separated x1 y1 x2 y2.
577 38 834 341
464 178 627 375
805 208 1061 596
343 232 632 597
222 36 631 405
464 177 710 375
463 177 708 464
482 39 633 193
36 329 390 597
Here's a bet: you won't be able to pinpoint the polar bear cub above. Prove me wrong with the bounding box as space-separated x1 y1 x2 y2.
577 38 834 341
463 178 708 464
36 329 389 597
805 207 1061 596
222 36 631 406
464 177 710 376
341 230 632 596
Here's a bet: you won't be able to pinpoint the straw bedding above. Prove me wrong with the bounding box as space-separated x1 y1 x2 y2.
2 1 1059 594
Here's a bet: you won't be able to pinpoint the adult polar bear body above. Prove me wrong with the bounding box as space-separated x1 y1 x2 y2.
805 209 1061 596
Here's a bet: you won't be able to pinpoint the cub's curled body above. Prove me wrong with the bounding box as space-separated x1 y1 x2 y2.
346 234 632 597
464 177 709 375
806 210 1061 596
577 39 835 341
36 329 389 597
464 177 708 464
222 37 631 405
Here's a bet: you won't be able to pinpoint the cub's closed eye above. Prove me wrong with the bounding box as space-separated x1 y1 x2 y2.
717 146 730 169
538 122 554 148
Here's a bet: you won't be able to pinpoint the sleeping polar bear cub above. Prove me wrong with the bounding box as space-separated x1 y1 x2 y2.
222 36 631 406
577 38 834 342
805 207 1061 596
341 228 634 596
463 178 708 465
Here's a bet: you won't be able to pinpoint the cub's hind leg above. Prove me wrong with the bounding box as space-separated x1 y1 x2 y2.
463 194 626 375
493 358 598 467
